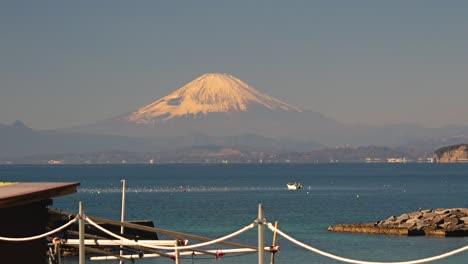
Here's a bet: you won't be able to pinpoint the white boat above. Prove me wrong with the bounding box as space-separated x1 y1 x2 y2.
286 182 303 190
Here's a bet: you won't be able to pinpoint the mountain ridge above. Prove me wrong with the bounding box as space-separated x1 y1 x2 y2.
3 120 468 164
0 121 323 160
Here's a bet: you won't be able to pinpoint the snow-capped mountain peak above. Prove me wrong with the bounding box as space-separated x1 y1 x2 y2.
126 73 302 124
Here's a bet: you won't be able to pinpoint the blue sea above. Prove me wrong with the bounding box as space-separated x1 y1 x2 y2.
1 163 467 263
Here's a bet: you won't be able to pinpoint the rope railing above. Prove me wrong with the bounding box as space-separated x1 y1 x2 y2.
0 217 77 242
85 216 257 251
2 202 467 264
266 222 468 264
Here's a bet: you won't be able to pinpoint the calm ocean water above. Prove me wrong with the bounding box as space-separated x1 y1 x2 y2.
1 163 467 264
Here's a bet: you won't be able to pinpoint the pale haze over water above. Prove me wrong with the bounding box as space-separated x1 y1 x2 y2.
1 1 468 129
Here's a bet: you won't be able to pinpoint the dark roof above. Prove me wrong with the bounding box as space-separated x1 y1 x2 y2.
0 182 80 208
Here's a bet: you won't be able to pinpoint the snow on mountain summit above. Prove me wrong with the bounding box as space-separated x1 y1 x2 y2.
126 73 302 124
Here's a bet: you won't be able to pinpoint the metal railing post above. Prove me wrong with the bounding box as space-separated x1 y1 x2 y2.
57 242 62 264
258 204 265 264
120 180 126 264
270 221 279 264
174 240 180 264
79 201 85 264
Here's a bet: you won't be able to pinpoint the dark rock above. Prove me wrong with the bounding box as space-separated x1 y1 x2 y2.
409 212 423 219
429 215 444 226
409 219 425 230
439 222 452 230
396 214 410 223
450 210 467 218
457 208 468 215
422 212 438 219
444 217 460 225
435 209 450 215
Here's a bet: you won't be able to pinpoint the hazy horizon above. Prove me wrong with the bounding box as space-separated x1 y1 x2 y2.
2 1 468 130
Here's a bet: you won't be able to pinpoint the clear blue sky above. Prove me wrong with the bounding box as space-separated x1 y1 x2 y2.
1 1 468 129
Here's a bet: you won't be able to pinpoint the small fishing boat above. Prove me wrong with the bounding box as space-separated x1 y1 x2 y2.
286 182 303 190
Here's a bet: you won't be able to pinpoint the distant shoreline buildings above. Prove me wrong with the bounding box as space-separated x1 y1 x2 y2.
2 143 467 165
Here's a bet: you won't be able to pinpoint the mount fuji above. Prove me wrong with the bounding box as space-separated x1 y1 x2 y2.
70 73 345 147
126 73 302 123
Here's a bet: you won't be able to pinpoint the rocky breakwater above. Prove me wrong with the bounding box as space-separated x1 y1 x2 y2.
328 208 468 237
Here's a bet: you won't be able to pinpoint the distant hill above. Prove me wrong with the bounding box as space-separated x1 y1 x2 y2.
0 121 322 162
433 143 468 162
406 134 468 150
0 121 156 159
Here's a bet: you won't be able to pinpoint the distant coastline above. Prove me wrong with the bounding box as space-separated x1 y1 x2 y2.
0 146 435 165
2 143 466 165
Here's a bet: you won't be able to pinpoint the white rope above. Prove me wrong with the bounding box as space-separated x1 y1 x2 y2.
85 216 257 250
266 222 468 264
0 218 77 242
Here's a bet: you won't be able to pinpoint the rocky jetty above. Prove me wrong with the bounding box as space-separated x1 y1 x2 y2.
328 208 468 237
433 144 468 162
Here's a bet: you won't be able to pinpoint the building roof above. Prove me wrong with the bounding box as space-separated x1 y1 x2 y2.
0 182 80 208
